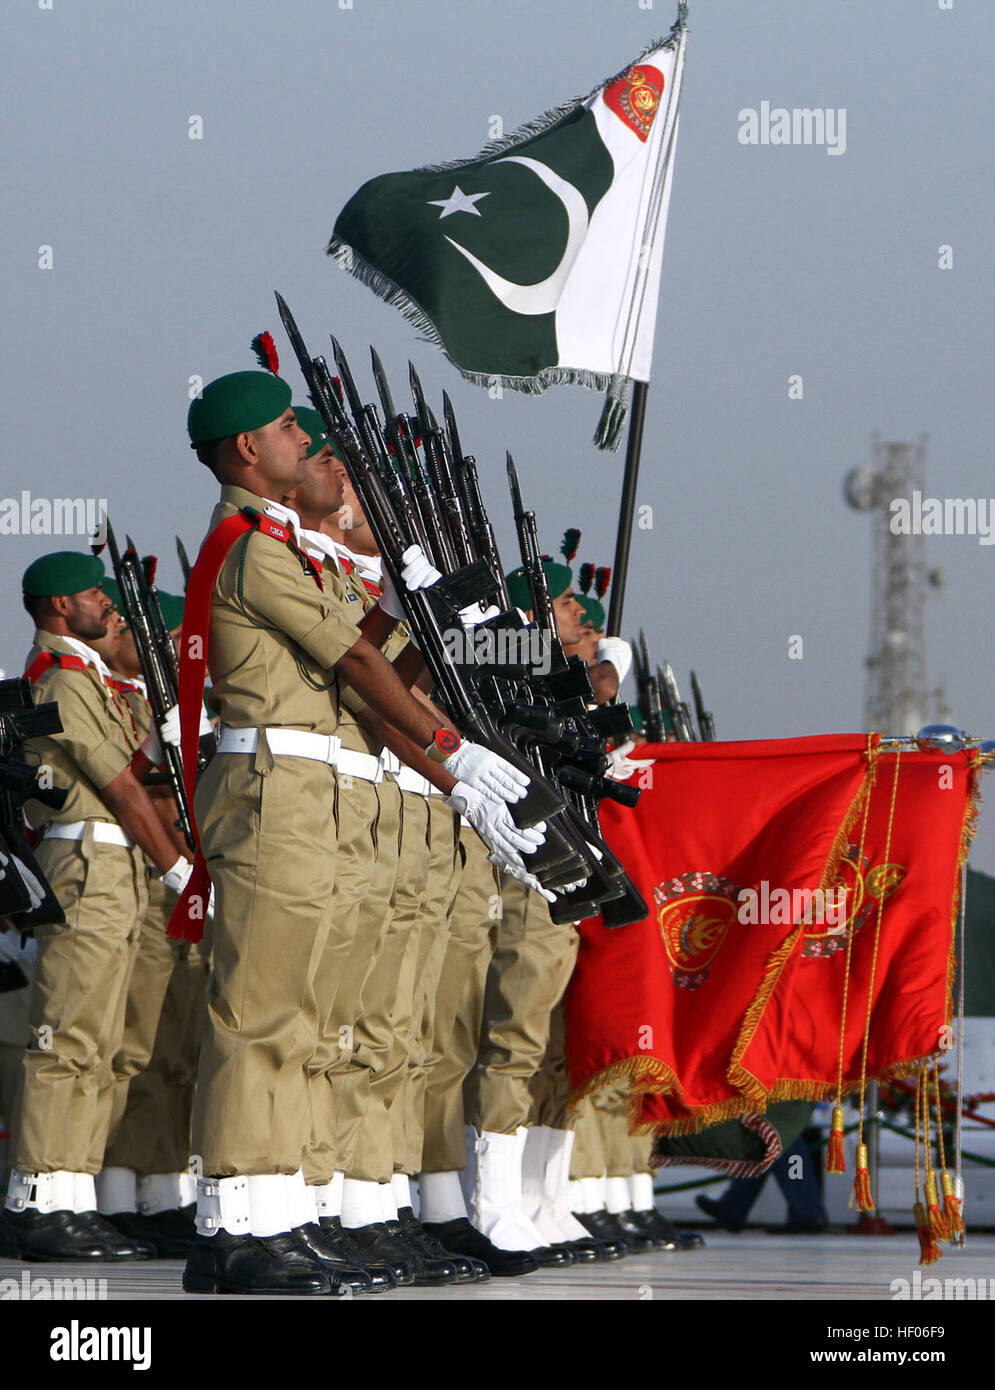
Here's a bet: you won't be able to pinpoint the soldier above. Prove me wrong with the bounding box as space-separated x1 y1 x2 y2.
0 551 196 1262
88 583 207 1257
178 373 543 1295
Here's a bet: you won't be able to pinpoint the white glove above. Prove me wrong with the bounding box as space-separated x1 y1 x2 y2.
459 602 502 630
10 855 45 910
606 739 655 782
199 707 215 737
159 703 181 748
446 782 545 861
488 848 556 903
160 858 215 918
444 741 530 803
379 545 443 620
596 637 632 685
161 856 194 894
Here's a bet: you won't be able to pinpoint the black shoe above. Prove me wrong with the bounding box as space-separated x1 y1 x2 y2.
397 1207 489 1282
616 1208 678 1251
293 1223 390 1293
531 1241 576 1267
382 1219 460 1286
340 1222 420 1286
574 1207 654 1253
565 1235 627 1262
105 1208 196 1258
315 1216 398 1289
65 1211 156 1260
637 1208 705 1250
0 1208 114 1262
182 1230 332 1294
695 1194 744 1233
421 1218 539 1277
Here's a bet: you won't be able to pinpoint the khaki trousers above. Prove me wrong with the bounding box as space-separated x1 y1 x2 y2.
304 777 402 1185
13 836 147 1175
390 796 460 1176
338 788 429 1183
568 1084 652 1179
104 875 208 1175
420 828 500 1173
191 753 343 1176
464 875 579 1137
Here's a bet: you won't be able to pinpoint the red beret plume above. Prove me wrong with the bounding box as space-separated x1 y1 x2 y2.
595 566 612 599
251 331 280 375
560 528 581 563
578 563 594 595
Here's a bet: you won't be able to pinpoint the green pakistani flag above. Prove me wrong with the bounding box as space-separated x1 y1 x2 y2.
329 4 687 448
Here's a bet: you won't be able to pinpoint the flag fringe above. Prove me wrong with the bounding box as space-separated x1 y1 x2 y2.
327 234 618 396
410 12 687 176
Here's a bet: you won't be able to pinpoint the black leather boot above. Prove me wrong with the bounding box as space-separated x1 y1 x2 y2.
382 1218 460 1286
105 1208 196 1258
0 1208 115 1262
420 1217 538 1277
574 1206 655 1253
636 1208 705 1249
396 1206 489 1282
62 1211 156 1260
293 1222 392 1293
341 1222 426 1286
182 1230 332 1294
613 1208 670 1251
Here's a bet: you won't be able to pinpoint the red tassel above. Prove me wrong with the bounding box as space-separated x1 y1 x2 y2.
825 1105 846 1173
940 1171 965 1240
914 1200 942 1265
852 1143 874 1212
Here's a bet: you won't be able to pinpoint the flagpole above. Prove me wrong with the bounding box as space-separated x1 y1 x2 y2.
606 380 649 637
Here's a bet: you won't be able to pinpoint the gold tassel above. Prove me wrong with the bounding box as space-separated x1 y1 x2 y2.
925 1171 947 1241
940 1170 965 1241
852 1142 874 1212
826 1105 846 1173
914 1201 942 1266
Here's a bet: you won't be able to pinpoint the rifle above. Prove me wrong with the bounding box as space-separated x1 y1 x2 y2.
98 520 196 851
633 632 664 743
690 670 716 742
659 662 696 743
275 294 581 887
0 677 67 928
176 537 192 591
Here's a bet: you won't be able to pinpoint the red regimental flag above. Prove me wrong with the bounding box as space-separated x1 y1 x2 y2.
739 748 981 1104
566 735 874 1133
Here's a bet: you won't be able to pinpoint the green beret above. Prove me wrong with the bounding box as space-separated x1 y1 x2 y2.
22 551 105 598
158 591 185 631
505 560 572 611
293 406 341 461
101 577 184 631
187 371 292 446
577 596 605 630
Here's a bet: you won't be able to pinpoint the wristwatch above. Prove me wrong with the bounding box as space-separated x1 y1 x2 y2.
425 729 462 763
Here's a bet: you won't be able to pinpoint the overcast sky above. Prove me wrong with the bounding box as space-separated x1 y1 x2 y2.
3 0 993 864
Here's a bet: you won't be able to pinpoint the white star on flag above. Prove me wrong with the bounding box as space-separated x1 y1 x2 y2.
427 185 490 218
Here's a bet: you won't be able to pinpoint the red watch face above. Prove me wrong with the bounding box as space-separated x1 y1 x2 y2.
436 730 461 755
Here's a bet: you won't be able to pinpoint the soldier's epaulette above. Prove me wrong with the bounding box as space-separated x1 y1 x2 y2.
239 507 324 591
24 651 88 684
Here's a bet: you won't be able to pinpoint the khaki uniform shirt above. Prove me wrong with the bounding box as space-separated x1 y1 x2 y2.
23 630 142 830
205 485 363 734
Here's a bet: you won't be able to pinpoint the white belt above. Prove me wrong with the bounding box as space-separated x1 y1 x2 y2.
378 748 441 798
215 726 382 784
44 820 134 849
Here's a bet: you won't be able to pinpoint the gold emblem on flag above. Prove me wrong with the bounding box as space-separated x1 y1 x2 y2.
604 64 664 144
802 845 905 958
654 872 740 989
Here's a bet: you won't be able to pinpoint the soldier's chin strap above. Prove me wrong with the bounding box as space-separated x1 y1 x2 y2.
167 508 323 942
